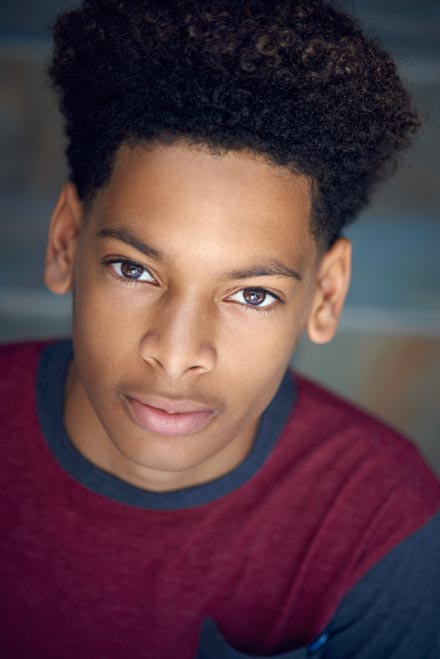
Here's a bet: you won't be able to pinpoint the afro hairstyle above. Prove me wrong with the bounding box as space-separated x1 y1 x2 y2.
48 0 420 250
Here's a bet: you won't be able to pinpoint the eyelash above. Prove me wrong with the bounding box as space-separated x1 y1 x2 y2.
231 289 282 315
104 257 158 286
103 258 283 315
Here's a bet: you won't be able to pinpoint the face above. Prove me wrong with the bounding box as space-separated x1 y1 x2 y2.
45 141 351 491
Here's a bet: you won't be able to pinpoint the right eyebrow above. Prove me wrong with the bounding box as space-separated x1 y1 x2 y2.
96 227 166 262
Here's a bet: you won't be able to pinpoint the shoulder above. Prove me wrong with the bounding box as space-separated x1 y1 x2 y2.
0 339 50 364
289 369 438 493
291 369 421 454
281 370 440 588
322 508 440 658
0 339 59 395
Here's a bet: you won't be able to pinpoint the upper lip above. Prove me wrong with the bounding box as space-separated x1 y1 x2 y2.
126 394 216 415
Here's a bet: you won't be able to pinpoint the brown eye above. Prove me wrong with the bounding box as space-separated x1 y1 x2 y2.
108 260 156 283
226 287 280 311
120 262 144 279
243 288 267 306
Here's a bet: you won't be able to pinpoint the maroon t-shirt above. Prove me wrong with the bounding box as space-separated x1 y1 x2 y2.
0 340 439 658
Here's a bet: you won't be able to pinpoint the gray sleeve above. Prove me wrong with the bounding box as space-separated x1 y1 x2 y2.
318 509 440 659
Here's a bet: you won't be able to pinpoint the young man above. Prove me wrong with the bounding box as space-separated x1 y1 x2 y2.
1 1 439 657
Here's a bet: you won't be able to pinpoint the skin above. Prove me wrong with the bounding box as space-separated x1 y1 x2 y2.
44 141 351 492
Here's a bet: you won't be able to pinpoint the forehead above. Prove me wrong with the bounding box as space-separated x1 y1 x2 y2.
91 141 317 267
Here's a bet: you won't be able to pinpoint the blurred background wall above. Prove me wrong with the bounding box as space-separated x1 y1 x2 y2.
0 0 439 475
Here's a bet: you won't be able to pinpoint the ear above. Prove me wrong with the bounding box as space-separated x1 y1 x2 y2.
307 237 352 344
44 182 84 295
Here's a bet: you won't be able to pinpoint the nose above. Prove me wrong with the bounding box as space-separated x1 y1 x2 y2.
139 294 217 379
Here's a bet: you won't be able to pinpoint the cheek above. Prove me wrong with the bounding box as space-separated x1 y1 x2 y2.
217 314 300 403
71 282 138 393
225 305 303 357
72 270 143 341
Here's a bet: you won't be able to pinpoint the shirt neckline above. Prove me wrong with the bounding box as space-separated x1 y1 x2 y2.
36 339 296 510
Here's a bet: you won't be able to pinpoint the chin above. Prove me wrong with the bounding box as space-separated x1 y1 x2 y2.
108 429 215 475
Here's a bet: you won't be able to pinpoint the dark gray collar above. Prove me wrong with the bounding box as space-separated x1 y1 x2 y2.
36 339 296 510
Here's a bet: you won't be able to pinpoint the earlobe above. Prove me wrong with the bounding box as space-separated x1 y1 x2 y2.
44 183 83 295
307 238 352 345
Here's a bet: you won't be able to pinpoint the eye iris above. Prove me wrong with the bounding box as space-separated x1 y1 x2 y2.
244 289 266 305
121 262 143 279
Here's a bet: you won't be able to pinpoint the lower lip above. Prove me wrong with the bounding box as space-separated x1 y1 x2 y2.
127 398 216 436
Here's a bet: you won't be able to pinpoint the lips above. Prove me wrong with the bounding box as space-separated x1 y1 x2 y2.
126 396 217 436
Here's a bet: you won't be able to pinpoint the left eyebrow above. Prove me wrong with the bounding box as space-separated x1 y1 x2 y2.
225 261 303 282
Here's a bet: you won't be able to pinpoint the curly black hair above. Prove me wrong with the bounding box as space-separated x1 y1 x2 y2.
48 0 420 250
